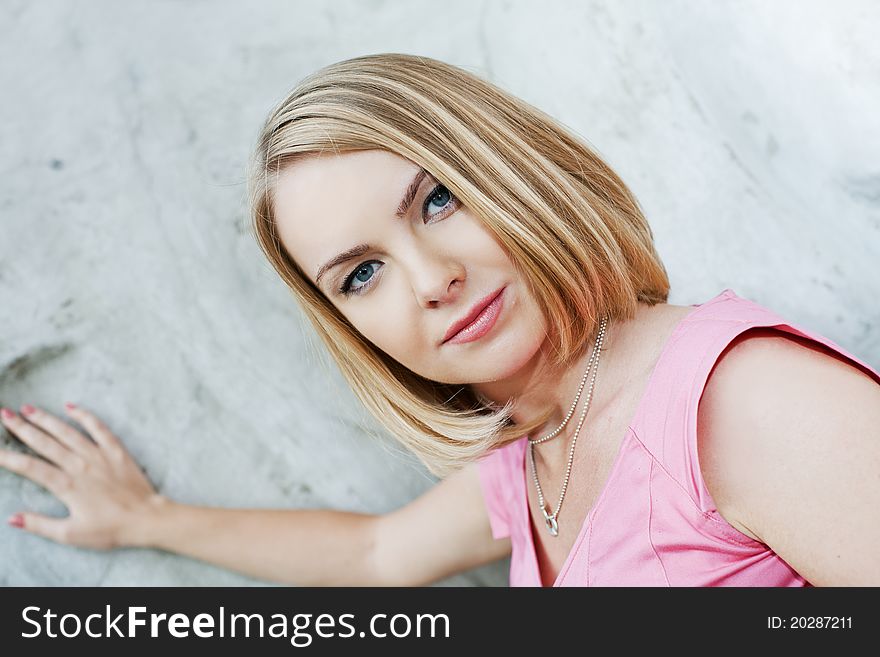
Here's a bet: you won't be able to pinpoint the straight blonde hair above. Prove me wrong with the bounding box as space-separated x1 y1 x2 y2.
248 53 669 478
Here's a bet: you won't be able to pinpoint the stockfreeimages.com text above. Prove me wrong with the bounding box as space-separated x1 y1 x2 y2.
21 605 450 646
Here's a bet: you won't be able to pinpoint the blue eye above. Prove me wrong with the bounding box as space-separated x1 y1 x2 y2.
339 260 382 296
424 184 454 220
338 183 459 298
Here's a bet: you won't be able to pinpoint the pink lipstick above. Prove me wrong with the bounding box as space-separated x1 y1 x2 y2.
442 286 506 346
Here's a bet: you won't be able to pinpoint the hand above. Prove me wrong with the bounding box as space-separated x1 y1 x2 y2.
0 402 163 550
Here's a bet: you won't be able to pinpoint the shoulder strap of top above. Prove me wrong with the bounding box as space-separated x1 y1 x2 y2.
476 439 521 540
630 287 880 524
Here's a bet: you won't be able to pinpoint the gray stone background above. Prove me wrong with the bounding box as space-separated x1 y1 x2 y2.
1 0 877 586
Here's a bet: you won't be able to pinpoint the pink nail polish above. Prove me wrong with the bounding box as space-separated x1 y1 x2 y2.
8 514 24 528
21 404 35 415
64 402 77 410
1 408 15 420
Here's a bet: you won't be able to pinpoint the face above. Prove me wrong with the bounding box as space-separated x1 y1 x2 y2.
272 149 549 387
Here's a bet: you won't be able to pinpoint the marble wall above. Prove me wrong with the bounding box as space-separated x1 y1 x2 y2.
0 0 877 585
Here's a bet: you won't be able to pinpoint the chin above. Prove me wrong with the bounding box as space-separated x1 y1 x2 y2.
469 344 542 384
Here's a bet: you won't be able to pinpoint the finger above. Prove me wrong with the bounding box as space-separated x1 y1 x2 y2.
8 511 70 545
19 404 98 458
63 404 127 455
0 408 82 473
0 448 72 500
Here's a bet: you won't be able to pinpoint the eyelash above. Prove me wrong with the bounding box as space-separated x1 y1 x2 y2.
337 183 459 297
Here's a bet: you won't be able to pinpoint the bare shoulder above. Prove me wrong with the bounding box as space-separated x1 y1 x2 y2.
696 326 880 584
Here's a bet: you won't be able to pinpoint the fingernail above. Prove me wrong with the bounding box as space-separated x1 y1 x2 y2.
21 404 35 415
7 513 24 528
1 408 15 420
64 402 77 411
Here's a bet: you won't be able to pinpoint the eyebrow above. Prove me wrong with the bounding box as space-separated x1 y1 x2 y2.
314 167 428 289
395 168 427 219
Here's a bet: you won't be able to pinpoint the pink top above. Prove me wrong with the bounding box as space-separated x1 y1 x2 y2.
477 288 880 586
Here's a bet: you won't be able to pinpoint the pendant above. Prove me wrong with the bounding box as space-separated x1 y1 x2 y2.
541 506 559 537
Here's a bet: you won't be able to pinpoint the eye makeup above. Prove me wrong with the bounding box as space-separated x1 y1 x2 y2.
337 183 460 297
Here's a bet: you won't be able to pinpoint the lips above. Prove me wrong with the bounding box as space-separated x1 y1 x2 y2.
442 286 506 344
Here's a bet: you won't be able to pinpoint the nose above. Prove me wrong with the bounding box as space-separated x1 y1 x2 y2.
421 277 462 309
409 256 465 309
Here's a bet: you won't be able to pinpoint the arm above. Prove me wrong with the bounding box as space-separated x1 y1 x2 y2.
0 403 509 586
371 460 512 586
127 500 382 586
697 328 880 586
129 460 510 587
126 463 510 586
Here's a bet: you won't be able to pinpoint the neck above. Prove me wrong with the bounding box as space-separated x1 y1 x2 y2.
471 302 658 465
475 312 630 438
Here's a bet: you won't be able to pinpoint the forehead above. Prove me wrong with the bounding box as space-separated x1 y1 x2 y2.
272 149 416 279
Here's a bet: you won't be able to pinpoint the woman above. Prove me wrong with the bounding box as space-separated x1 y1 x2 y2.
2 54 878 587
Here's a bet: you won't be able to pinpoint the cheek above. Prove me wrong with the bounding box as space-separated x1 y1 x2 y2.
350 312 426 367
453 211 512 258
467 238 518 279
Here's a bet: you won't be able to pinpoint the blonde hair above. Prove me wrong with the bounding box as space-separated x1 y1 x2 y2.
248 53 669 478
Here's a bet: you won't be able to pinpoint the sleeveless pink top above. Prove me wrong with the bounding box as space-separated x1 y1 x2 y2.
477 288 880 586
